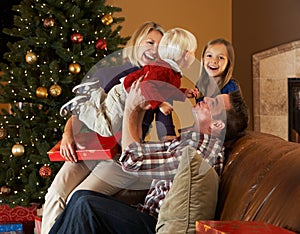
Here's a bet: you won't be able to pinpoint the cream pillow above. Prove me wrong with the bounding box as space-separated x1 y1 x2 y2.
156 145 219 234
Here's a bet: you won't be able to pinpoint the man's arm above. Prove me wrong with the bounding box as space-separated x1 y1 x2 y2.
122 79 151 149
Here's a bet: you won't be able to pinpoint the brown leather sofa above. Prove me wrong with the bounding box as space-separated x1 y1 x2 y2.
216 130 300 233
114 130 300 233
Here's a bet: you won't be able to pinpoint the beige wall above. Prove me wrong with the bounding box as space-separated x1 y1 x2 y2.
108 0 231 59
108 0 232 138
232 0 300 130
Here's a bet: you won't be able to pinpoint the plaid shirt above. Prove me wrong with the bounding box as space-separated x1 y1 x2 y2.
119 130 225 218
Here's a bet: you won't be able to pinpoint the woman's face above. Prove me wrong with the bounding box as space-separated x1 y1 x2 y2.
137 30 163 66
203 43 229 78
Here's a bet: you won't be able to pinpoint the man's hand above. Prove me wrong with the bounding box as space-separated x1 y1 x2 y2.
122 78 150 149
126 77 152 111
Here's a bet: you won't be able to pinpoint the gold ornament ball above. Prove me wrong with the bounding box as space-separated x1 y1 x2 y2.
101 14 113 26
12 143 25 157
49 84 62 97
0 128 8 140
69 63 81 74
25 52 38 64
36 86 49 98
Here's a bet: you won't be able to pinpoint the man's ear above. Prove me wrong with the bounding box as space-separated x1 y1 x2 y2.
209 120 225 135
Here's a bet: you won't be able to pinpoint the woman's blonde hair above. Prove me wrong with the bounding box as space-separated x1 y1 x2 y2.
197 38 235 96
122 21 164 66
158 28 197 63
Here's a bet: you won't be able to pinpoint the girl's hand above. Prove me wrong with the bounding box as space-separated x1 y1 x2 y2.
185 88 199 98
159 102 174 116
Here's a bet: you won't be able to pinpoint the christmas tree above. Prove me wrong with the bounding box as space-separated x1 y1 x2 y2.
0 0 129 207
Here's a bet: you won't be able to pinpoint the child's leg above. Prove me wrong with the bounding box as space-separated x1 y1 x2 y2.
78 84 126 136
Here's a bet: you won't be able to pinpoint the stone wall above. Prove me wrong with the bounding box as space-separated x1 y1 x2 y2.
252 40 300 140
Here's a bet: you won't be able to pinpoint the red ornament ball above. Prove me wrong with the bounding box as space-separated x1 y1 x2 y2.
39 166 52 178
71 32 83 43
95 38 107 50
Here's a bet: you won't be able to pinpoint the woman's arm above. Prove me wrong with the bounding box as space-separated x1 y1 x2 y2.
60 115 84 162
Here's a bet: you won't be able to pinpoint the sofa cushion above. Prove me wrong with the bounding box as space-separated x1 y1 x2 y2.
156 146 219 233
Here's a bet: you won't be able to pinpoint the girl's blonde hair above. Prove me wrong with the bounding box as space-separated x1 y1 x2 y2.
122 21 164 66
197 38 235 96
158 28 197 63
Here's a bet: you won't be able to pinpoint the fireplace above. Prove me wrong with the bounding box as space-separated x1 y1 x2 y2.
288 78 300 142
252 40 300 141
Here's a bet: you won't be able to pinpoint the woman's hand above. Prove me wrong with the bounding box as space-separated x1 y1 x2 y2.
59 116 84 163
60 132 78 162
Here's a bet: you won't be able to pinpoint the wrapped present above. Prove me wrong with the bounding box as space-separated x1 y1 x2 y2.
34 216 42 234
196 220 296 234
0 223 22 233
48 131 121 161
0 205 37 222
0 205 36 233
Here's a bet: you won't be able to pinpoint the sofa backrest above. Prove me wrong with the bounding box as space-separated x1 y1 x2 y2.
216 131 300 233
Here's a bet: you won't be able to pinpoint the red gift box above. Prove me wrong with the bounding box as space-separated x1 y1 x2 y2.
0 204 37 233
48 131 121 161
34 216 42 234
196 220 296 234
0 205 37 222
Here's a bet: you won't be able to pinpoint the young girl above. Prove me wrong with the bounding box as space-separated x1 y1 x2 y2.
60 28 199 138
195 38 239 103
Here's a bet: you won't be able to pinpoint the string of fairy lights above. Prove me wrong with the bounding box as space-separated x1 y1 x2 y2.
0 0 124 205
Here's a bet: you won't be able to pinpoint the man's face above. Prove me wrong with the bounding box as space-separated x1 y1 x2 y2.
192 94 230 133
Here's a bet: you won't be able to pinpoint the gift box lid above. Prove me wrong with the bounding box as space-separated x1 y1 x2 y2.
196 220 296 234
48 131 121 161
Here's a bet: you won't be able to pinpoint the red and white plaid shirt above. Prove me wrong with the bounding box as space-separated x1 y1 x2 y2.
119 130 225 218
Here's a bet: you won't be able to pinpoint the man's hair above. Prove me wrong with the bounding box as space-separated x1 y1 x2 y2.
224 90 249 141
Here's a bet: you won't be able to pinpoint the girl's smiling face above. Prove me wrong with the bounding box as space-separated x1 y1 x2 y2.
203 43 229 78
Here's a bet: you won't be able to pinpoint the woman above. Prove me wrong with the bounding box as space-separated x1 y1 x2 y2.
41 21 177 234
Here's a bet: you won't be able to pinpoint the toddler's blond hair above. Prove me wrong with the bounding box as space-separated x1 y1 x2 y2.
158 28 197 63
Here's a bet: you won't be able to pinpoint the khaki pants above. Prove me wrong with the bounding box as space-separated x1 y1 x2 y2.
41 160 152 234
78 84 126 136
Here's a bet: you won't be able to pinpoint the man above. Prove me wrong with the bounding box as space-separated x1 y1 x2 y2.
49 80 249 234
